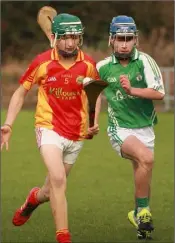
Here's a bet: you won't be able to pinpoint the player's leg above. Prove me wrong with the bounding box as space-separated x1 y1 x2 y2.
40 144 72 243
128 161 152 239
12 175 55 226
121 136 154 235
37 163 73 203
37 132 75 205
35 143 80 243
36 176 50 202
12 128 52 226
108 127 154 238
132 161 151 217
39 130 83 243
12 158 76 229
56 140 83 243
12 128 73 230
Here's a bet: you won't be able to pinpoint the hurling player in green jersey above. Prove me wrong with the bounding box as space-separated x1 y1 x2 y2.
95 15 165 239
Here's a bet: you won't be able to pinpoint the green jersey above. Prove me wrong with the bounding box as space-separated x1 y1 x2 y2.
97 48 165 129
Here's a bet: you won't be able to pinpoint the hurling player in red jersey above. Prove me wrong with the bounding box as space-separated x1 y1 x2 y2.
1 13 99 243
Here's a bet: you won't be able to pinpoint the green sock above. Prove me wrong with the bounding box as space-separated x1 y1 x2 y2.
136 197 149 208
134 197 149 216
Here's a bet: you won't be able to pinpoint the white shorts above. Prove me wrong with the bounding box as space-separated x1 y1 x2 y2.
107 126 155 157
35 127 84 164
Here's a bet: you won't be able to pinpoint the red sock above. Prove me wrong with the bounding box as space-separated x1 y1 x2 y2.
30 188 40 205
56 229 71 243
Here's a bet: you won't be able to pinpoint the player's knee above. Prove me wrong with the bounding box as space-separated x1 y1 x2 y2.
139 151 154 171
50 172 66 190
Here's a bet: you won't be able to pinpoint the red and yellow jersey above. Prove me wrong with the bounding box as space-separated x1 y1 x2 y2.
19 48 99 141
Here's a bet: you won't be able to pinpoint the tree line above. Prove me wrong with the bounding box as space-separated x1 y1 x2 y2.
1 1 174 65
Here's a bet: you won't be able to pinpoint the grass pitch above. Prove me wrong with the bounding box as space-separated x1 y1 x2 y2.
1 111 174 242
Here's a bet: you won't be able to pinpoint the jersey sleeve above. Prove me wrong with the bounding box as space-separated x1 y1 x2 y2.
141 54 165 94
96 62 104 80
85 61 100 80
19 56 43 91
96 57 111 81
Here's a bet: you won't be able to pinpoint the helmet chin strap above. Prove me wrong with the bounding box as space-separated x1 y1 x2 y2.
114 52 132 60
58 49 78 58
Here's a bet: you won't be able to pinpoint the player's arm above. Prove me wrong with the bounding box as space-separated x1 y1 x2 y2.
1 85 29 150
94 93 102 124
1 57 41 150
129 57 165 99
3 85 28 127
120 55 165 100
129 87 164 100
120 77 165 100
3 57 41 127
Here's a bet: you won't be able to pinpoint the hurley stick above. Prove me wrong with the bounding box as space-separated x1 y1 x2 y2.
37 6 57 46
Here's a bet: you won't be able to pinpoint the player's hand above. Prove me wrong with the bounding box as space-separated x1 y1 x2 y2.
87 124 99 136
1 125 12 151
120 75 132 94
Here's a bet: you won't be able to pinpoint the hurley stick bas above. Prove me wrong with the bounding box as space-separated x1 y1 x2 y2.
84 80 108 139
37 6 57 46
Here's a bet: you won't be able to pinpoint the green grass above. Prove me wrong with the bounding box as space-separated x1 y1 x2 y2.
1 111 174 243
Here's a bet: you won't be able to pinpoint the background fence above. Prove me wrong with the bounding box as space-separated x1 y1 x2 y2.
160 67 174 111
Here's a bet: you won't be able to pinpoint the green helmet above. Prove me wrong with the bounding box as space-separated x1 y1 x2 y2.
52 13 84 37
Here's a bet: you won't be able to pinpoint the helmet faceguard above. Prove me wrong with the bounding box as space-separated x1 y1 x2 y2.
109 15 138 60
51 13 84 52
